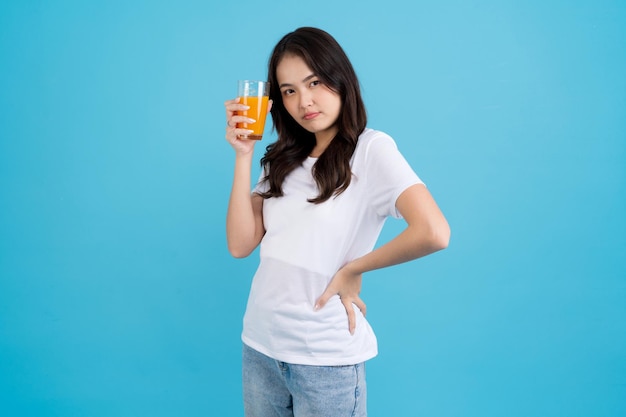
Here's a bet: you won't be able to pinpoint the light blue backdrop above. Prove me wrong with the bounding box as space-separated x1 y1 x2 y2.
1 1 624 416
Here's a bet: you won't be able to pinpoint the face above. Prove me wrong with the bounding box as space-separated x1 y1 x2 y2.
276 54 342 143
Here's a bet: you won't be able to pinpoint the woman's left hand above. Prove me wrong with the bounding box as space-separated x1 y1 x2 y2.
315 264 366 335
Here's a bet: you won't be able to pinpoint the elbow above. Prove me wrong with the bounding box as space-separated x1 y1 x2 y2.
229 249 251 259
435 224 451 251
228 245 253 259
227 229 263 259
424 221 450 253
227 240 254 259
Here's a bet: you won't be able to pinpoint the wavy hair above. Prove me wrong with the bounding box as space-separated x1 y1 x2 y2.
258 27 367 204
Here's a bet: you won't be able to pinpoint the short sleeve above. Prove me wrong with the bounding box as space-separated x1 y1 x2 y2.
362 132 423 218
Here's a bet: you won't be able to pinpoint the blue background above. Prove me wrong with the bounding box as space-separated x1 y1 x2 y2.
1 0 625 416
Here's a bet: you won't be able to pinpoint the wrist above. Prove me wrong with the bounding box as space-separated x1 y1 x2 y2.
234 150 254 163
343 259 364 276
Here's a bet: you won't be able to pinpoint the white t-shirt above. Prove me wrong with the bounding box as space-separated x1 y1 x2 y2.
242 128 423 366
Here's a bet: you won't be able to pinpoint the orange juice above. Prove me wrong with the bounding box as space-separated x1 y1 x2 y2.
236 95 269 140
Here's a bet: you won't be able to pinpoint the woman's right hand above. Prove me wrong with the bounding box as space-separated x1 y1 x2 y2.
224 98 257 155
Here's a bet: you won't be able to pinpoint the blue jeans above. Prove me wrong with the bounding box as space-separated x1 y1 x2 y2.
242 344 367 417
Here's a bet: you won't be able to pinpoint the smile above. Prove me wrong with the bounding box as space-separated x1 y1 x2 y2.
303 112 320 120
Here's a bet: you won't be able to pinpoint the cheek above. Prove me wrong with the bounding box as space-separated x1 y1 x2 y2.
283 99 299 119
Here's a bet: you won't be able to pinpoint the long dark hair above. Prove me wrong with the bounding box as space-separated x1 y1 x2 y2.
258 27 367 204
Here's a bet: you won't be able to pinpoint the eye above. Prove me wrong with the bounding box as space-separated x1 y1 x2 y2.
310 80 321 87
282 88 295 96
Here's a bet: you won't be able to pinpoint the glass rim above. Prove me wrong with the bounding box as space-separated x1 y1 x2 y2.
238 80 269 85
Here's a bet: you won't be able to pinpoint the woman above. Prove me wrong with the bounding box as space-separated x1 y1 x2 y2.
224 27 450 417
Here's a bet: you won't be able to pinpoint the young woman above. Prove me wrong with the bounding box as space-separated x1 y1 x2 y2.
224 27 450 417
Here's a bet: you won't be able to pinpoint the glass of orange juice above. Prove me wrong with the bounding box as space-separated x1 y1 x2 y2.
236 80 270 140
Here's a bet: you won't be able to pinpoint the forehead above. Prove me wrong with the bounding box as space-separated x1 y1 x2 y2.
276 54 314 85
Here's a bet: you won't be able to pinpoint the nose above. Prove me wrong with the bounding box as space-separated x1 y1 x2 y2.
299 90 313 109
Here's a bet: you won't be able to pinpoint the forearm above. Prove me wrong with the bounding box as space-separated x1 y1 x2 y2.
347 183 450 275
226 152 262 257
348 223 448 275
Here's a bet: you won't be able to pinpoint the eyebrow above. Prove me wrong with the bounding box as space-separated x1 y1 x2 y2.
279 74 316 89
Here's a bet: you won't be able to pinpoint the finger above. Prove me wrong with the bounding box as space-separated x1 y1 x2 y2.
353 297 367 317
225 100 249 112
226 104 250 114
225 118 256 138
225 98 249 122
225 126 253 142
236 129 254 138
342 299 357 335
225 119 238 129
224 98 240 113
226 129 253 139
230 116 256 125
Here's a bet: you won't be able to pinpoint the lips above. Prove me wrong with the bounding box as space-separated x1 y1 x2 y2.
303 112 320 120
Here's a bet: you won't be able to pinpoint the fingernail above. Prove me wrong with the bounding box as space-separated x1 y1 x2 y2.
314 303 320 311
247 118 256 123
